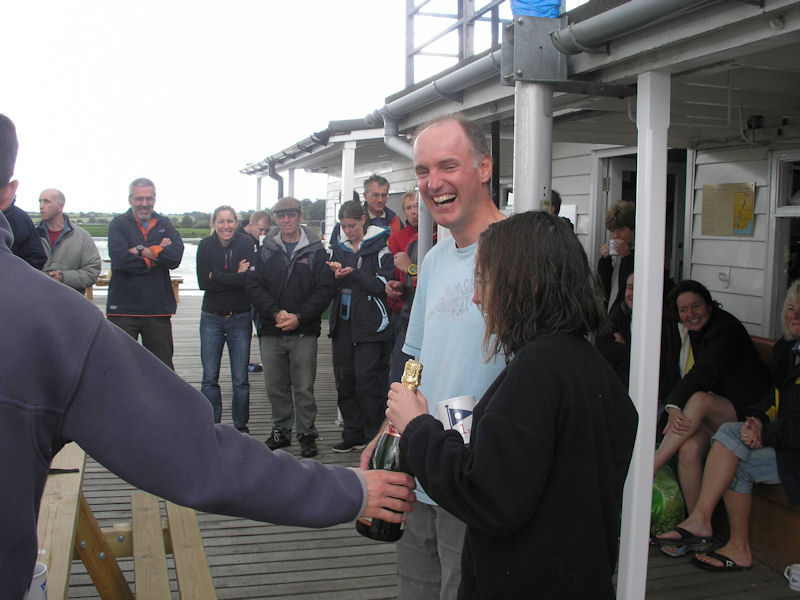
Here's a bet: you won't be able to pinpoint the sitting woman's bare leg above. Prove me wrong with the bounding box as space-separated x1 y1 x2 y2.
693 489 753 569
653 392 737 478
677 426 712 512
655 439 740 543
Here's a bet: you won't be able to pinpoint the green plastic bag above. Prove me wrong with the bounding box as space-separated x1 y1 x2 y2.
651 464 686 536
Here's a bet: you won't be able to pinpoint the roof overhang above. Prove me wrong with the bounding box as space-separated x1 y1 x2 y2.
243 0 800 176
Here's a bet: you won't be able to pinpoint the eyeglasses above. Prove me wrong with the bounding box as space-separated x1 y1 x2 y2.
274 211 299 219
367 192 389 200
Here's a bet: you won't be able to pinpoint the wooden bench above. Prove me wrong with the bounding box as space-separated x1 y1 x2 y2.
38 443 88 599
85 273 110 300
85 274 183 303
38 444 215 599
748 335 800 571
88 492 217 599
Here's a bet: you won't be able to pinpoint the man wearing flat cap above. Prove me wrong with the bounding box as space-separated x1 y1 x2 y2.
247 197 335 458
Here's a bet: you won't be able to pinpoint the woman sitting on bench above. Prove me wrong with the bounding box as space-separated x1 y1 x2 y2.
654 280 772 515
653 280 800 571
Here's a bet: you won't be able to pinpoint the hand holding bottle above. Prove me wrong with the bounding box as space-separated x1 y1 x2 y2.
357 359 422 541
386 382 429 434
359 470 416 524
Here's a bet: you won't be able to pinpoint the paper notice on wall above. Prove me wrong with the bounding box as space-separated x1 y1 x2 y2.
701 183 755 237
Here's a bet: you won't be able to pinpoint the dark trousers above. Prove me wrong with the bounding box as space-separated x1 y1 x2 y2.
108 315 174 369
389 317 413 385
331 322 391 443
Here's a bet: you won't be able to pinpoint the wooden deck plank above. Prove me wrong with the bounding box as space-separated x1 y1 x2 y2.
62 294 798 599
131 492 171 599
164 500 218 599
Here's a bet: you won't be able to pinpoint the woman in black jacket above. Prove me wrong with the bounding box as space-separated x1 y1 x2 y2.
327 201 394 452
654 280 772 513
387 212 638 599
653 280 800 571
196 206 257 432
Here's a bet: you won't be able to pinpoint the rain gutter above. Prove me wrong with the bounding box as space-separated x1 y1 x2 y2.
240 119 374 176
550 0 715 55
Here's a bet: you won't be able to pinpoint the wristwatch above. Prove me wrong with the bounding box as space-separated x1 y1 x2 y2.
407 264 418 276
136 244 144 256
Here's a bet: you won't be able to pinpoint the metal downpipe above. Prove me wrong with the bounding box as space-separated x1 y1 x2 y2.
267 160 283 199
382 114 433 263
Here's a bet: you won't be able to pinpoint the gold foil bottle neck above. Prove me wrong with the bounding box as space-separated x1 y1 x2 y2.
400 359 423 392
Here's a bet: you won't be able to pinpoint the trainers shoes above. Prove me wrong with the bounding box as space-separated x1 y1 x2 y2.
332 440 366 453
299 434 318 458
248 363 263 373
266 430 291 450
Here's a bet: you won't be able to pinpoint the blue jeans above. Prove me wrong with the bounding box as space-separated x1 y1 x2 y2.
200 311 251 429
713 421 781 494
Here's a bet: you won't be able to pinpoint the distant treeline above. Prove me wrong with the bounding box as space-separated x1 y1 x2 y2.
29 199 328 239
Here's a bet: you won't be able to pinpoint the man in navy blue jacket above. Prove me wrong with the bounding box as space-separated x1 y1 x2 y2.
106 178 184 368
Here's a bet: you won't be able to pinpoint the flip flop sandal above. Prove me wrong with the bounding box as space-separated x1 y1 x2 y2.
691 550 752 572
651 526 713 548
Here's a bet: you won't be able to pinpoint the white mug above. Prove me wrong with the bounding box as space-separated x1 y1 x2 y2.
785 563 800 591
608 239 620 256
437 395 476 444
23 561 47 600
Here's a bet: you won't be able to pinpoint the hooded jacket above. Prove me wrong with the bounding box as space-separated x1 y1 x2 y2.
329 224 394 342
248 225 334 337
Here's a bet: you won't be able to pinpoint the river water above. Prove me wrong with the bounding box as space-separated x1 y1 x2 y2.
92 238 202 294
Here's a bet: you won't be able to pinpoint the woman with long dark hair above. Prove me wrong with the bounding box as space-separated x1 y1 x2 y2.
387 211 638 599
196 205 257 432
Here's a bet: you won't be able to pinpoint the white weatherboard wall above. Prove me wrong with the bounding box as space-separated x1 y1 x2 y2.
553 142 595 245
688 146 771 335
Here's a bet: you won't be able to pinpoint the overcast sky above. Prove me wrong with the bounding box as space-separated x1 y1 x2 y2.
2 1 407 215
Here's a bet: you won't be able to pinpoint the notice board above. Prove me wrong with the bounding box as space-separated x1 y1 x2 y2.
701 182 755 237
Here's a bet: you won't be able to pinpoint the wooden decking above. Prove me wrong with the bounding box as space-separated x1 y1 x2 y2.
66 294 796 599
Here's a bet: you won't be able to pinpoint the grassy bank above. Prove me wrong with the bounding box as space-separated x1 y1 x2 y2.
81 225 210 239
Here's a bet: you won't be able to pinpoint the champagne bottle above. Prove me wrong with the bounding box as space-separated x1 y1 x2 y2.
356 359 422 542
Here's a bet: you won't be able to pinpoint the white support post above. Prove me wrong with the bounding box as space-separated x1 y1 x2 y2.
417 189 434 260
256 176 262 211
342 141 356 203
288 168 295 197
512 80 553 213
617 70 671 600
